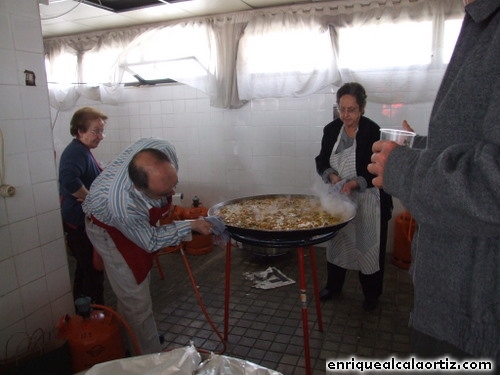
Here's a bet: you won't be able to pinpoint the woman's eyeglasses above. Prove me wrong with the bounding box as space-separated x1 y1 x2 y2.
338 106 359 115
89 129 106 137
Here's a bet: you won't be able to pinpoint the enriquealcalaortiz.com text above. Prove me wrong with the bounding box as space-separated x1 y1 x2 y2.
326 356 495 372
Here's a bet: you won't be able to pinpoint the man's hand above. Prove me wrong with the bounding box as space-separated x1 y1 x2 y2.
368 140 399 188
189 219 213 235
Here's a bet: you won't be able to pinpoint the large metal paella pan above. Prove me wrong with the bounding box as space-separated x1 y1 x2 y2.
208 194 356 246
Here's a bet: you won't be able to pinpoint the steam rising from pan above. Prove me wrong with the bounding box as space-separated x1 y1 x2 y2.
311 177 356 221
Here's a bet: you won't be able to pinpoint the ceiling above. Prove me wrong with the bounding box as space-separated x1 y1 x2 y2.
39 0 319 38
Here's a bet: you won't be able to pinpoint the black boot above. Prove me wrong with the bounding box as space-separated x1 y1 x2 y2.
359 270 382 311
319 262 346 301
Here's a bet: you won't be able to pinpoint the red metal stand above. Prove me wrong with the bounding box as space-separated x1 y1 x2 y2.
308 246 323 332
297 246 312 373
224 240 232 342
223 241 323 375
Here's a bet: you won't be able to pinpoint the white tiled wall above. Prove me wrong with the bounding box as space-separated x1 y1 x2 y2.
0 0 73 361
52 85 432 212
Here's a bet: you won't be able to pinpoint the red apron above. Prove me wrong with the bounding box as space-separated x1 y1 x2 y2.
91 199 173 284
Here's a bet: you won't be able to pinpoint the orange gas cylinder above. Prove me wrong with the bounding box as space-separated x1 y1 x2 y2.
56 297 126 373
392 210 416 270
182 196 214 255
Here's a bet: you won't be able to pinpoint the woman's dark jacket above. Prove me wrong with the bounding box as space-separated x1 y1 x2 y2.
315 116 393 222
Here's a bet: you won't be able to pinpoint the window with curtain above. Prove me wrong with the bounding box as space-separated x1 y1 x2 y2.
45 46 78 84
44 32 135 110
338 21 434 69
83 46 124 85
334 1 464 104
44 0 465 109
236 11 340 100
235 0 463 104
338 18 463 69
45 45 80 110
110 22 217 95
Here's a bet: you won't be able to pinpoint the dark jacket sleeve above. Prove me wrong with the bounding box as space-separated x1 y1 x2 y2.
315 119 342 178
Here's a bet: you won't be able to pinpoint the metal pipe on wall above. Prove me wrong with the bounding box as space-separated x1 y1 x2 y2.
0 128 16 198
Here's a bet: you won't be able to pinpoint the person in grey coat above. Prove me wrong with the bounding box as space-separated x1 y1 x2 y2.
368 0 500 367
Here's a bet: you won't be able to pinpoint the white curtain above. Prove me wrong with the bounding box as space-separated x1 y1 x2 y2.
236 0 464 104
237 10 340 100
44 30 140 110
327 0 465 104
45 41 79 110
43 0 464 110
210 14 249 109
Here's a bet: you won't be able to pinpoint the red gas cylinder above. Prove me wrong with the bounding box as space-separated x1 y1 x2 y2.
182 196 214 255
392 210 416 270
57 297 126 373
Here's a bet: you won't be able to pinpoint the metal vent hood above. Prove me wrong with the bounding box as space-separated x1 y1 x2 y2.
78 0 193 13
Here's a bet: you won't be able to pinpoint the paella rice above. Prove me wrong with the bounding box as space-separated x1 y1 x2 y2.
214 196 342 231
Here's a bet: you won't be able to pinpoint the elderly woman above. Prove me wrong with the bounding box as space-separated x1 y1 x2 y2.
59 107 107 305
315 82 392 311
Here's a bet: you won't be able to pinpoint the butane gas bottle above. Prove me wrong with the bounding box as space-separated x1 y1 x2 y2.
392 210 416 270
56 297 126 373
182 196 214 255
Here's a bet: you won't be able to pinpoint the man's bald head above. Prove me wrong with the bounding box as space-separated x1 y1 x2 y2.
128 148 178 199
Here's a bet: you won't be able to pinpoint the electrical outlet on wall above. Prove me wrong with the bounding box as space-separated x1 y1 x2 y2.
24 70 36 86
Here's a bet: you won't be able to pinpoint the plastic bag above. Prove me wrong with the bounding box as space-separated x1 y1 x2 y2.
196 354 283 375
84 345 201 375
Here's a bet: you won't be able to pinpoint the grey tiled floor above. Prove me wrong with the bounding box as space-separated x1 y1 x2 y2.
106 241 413 375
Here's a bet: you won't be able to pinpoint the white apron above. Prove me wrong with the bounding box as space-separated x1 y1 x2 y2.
326 127 381 274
